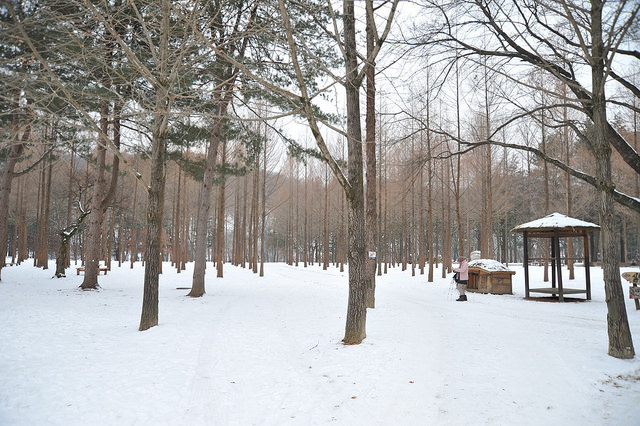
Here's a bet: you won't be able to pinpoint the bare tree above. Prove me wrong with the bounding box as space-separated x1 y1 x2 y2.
416 0 638 358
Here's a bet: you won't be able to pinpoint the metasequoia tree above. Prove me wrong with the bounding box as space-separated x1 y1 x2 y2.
11 0 258 327
269 0 398 343
364 1 378 307
0 3 68 280
0 105 32 281
418 0 638 358
202 0 396 341
69 0 206 329
188 0 259 297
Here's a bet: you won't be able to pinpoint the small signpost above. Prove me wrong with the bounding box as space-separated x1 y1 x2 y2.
622 272 640 311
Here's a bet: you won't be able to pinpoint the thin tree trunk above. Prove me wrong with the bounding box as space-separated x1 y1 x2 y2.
216 140 228 278
304 162 308 268
18 178 27 264
252 164 259 273
323 163 329 270
542 101 550 282
295 161 300 267
130 166 139 269
260 135 267 276
378 132 384 276
174 165 182 271
427 106 434 282
0 98 29 280
455 55 464 257
364 4 377 307
564 83 575 279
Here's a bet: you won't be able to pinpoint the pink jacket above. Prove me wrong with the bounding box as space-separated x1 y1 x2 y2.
454 260 469 281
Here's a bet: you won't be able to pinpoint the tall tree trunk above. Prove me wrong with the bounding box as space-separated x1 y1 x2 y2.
17 178 27 264
34 150 45 268
139 108 168 330
80 103 109 289
591 0 634 359
130 164 139 269
180 176 188 270
563 83 575 279
173 165 182 271
189 110 225 296
252 163 259 273
455 55 464 257
80 98 121 287
419 147 425 275
323 163 329 270
378 132 384 276
481 62 493 259
241 173 248 268
364 4 377 307
215 141 228 278
427 106 434 282
342 0 367 345
0 99 29 280
295 161 300 267
260 135 267 276
139 0 170 331
444 159 452 274
542 101 550 282
304 162 308 268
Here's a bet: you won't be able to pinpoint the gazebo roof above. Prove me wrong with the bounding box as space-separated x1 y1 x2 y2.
512 212 600 233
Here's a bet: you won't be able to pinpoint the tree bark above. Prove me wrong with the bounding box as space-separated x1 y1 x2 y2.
364 1 377 307
189 111 224 297
590 0 634 359
80 100 109 289
139 0 170 331
0 99 29 281
260 135 267 276
215 140 228 278
323 163 329 270
342 0 367 344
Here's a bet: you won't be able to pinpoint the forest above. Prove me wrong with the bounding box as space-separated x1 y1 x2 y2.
1 1 639 356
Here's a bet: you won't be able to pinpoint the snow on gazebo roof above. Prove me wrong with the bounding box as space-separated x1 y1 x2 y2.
512 212 600 232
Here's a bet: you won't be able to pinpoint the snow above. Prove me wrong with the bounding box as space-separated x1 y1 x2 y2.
512 212 600 231
468 259 511 272
1 260 639 425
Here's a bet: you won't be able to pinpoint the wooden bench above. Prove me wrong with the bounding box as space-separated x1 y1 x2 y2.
76 266 109 275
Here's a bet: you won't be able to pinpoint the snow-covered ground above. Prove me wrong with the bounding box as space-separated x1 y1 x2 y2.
0 259 639 425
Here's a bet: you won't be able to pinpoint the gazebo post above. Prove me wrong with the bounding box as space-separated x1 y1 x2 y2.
523 231 530 298
583 230 591 300
554 229 564 302
550 235 557 290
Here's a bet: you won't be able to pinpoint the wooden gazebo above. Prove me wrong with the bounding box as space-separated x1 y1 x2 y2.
512 213 600 302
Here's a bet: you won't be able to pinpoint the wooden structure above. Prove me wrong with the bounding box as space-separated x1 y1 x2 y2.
77 266 109 275
512 213 600 302
622 272 640 311
467 265 515 295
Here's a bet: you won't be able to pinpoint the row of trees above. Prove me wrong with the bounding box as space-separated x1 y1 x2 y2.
1 0 638 357
4 105 635 271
